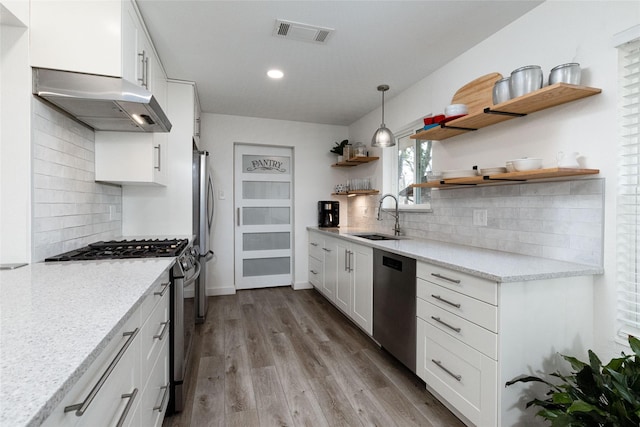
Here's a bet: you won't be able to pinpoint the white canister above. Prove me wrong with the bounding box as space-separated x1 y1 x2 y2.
557 151 580 168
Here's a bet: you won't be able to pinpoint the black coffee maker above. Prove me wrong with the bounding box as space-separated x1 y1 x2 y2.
318 201 339 228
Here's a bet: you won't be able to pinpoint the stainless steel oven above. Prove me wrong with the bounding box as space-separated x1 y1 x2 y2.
168 247 200 413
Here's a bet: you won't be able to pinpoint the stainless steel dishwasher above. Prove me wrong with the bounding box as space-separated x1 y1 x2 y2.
373 249 417 373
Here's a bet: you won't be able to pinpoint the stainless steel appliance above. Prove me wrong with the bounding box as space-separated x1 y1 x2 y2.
32 67 172 132
193 150 215 323
169 247 200 414
45 238 200 414
318 200 339 227
373 249 417 372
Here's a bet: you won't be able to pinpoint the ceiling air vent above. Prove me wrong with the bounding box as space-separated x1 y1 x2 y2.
273 19 334 44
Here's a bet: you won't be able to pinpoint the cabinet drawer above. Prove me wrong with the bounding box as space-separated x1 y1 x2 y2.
308 256 323 289
417 319 497 427
140 289 170 385
417 278 497 333
308 233 324 260
139 269 171 323
417 298 497 359
43 313 140 427
137 339 170 427
417 261 497 305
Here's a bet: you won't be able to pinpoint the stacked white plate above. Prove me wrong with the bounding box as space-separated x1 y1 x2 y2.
479 167 507 175
441 169 478 179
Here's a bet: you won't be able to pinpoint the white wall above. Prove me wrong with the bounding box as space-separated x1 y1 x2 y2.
348 0 640 358
200 114 348 294
0 3 30 263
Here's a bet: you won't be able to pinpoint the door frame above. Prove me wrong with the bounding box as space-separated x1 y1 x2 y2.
233 142 295 289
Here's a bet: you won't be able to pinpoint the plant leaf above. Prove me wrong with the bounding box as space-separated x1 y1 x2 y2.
552 392 573 405
630 335 640 357
506 375 554 388
567 399 605 415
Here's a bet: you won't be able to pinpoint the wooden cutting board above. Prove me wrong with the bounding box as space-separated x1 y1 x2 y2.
451 72 503 115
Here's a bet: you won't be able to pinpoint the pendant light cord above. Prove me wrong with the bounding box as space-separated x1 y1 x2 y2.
381 90 385 127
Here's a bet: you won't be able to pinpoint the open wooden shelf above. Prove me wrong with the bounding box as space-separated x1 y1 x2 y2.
410 83 602 141
331 156 379 167
412 168 600 189
331 190 380 196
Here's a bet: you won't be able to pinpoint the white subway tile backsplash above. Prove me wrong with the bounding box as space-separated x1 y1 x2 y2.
31 100 121 261
348 178 604 267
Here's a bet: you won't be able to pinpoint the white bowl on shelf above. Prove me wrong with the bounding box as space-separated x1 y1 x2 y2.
444 104 468 116
510 158 543 171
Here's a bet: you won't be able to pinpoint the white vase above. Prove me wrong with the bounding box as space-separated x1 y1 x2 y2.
337 155 344 163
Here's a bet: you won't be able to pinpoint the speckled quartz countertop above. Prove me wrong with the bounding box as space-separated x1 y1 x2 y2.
0 259 174 427
308 226 603 282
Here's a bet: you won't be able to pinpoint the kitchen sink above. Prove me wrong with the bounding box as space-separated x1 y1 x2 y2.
350 233 399 241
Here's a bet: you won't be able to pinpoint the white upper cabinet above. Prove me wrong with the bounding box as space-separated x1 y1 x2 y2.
193 89 202 144
30 1 166 102
95 131 167 186
31 0 129 77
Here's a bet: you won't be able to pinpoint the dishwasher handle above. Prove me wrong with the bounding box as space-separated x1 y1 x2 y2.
382 255 403 272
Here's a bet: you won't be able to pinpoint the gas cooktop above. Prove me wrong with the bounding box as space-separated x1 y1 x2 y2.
45 239 189 262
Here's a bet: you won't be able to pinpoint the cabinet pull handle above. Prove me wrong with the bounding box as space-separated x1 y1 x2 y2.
348 250 353 272
431 294 461 308
154 145 161 171
310 269 318 275
64 328 139 416
432 359 462 382
344 249 349 272
153 383 170 412
322 247 331 252
138 50 146 86
431 273 461 284
431 316 461 333
310 242 318 247
144 56 149 89
115 388 138 427
154 281 170 297
195 118 201 137
237 208 241 226
154 320 170 340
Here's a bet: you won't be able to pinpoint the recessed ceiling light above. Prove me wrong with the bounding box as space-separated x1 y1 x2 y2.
267 69 284 79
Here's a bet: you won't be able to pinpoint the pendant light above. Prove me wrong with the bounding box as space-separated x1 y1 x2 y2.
371 84 395 147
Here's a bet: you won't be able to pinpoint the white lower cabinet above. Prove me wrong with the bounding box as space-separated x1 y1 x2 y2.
344 242 373 335
416 261 593 426
308 231 373 335
43 269 171 427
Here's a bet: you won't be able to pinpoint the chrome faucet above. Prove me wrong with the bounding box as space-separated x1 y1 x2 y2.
377 193 401 236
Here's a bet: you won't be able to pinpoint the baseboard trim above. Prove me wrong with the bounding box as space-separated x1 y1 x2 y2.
207 286 236 296
293 281 313 290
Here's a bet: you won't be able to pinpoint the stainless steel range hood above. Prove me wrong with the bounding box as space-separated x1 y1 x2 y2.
32 68 172 132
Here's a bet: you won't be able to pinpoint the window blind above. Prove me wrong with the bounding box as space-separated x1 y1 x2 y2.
617 38 640 340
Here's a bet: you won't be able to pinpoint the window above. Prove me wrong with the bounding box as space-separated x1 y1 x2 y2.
617 36 640 342
386 119 433 210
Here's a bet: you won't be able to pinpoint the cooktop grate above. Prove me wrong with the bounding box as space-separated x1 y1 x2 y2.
45 239 189 262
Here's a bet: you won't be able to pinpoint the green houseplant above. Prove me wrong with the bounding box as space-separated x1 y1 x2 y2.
506 335 640 426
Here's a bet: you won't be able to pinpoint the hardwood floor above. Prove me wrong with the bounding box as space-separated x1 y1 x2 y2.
163 287 465 427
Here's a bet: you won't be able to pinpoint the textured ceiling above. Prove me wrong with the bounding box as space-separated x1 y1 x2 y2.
137 0 543 126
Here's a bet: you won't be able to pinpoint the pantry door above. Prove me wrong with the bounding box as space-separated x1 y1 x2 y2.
234 144 293 289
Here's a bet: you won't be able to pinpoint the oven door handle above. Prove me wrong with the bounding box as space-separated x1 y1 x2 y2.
184 260 201 287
